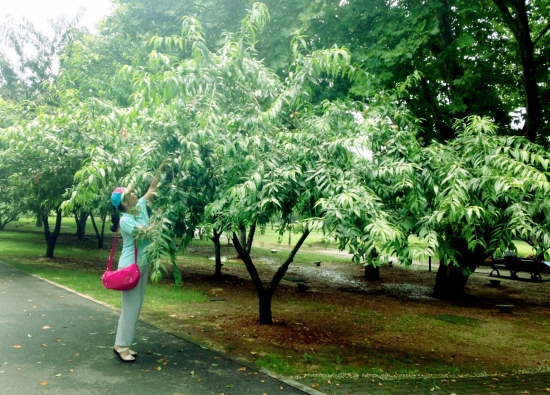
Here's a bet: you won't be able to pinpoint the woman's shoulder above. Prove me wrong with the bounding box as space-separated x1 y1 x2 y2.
120 213 136 227
138 196 148 207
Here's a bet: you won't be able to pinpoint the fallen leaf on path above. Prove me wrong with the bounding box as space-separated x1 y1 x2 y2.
12 345 22 349
40 382 47 386
239 367 246 371
42 326 50 330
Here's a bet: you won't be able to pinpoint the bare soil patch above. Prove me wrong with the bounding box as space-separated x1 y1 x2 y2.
140 242 550 376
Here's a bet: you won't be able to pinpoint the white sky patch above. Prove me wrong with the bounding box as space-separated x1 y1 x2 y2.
1 0 114 35
509 108 525 130
1 0 114 78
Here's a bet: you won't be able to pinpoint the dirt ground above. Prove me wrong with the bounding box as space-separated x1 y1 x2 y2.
141 242 550 376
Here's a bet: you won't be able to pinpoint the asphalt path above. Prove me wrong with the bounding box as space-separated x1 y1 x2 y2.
0 261 318 395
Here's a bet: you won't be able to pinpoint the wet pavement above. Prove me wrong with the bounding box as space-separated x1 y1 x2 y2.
0 261 317 395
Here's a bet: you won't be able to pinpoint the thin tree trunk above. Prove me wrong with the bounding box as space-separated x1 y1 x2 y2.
44 208 62 258
246 222 256 255
0 212 18 230
74 209 88 241
100 214 106 246
90 214 104 249
212 228 222 278
238 223 247 252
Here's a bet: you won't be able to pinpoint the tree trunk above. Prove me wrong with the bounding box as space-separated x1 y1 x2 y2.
90 214 104 249
238 223 247 252
433 239 484 299
36 210 43 227
232 228 310 324
258 289 273 325
492 0 541 142
246 222 256 255
433 261 470 299
74 209 88 241
43 208 62 258
0 212 18 230
364 264 380 280
212 228 223 279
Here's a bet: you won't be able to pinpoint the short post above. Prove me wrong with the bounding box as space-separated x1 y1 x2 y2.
428 256 431 272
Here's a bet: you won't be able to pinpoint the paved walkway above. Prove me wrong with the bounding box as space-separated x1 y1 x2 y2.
0 262 316 395
2 261 550 395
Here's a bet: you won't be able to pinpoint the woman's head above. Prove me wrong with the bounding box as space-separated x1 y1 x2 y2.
111 184 138 212
110 185 138 232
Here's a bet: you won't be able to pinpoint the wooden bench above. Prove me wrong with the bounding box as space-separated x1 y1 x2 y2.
490 256 543 281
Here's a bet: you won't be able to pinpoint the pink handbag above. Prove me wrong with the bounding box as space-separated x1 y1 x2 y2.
102 227 141 291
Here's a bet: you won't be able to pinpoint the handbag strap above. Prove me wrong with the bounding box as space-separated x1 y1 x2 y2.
107 225 138 271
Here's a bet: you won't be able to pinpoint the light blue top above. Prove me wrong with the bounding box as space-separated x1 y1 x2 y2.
118 197 150 268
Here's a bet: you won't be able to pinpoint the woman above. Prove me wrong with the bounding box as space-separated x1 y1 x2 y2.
110 161 167 362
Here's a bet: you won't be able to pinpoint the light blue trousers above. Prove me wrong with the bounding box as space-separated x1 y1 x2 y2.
115 264 149 347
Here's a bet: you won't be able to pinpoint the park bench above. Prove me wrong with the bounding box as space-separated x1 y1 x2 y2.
489 256 543 281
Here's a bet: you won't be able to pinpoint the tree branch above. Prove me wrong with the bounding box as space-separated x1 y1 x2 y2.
269 228 310 291
246 222 256 255
232 232 265 295
533 20 550 47
491 0 522 40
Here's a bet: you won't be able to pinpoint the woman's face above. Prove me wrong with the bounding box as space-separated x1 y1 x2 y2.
124 191 138 207
121 185 138 209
